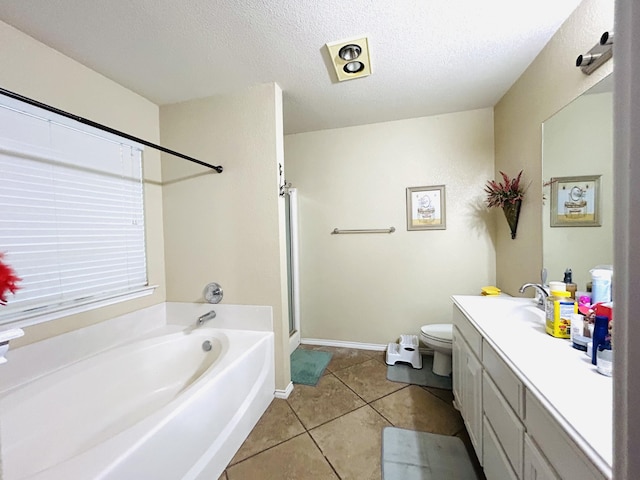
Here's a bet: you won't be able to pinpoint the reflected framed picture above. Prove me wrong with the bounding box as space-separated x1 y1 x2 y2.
406 185 446 230
550 175 601 227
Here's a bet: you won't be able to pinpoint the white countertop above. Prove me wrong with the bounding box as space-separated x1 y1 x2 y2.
452 295 612 477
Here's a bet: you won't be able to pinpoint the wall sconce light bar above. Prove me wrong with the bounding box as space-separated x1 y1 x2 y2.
576 30 613 75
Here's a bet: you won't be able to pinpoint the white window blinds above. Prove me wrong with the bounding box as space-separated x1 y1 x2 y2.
0 96 147 324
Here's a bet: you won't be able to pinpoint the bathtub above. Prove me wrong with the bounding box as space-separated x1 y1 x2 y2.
0 323 275 480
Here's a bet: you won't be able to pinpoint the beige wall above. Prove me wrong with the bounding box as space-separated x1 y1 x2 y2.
285 108 496 344
494 0 614 295
0 21 166 346
160 84 290 389
542 91 613 290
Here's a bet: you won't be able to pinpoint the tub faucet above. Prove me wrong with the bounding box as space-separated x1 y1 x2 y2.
197 309 216 326
519 283 549 309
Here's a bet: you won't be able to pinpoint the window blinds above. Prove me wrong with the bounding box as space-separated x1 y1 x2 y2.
0 97 147 323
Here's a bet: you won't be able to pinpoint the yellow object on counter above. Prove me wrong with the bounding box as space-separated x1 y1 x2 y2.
545 290 576 338
481 286 501 296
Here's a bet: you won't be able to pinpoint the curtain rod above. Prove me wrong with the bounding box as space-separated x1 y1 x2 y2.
0 87 223 173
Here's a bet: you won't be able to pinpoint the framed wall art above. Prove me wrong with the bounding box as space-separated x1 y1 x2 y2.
550 175 601 227
406 185 446 231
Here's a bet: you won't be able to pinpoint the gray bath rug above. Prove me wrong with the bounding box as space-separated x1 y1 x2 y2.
382 427 478 480
386 354 452 390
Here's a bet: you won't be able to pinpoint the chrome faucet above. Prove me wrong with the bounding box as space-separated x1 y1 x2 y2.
197 309 216 326
519 283 550 309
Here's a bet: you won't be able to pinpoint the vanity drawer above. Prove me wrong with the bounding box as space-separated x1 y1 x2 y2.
524 433 560 480
483 372 525 477
525 391 606 480
483 341 524 418
452 305 482 357
482 415 518 480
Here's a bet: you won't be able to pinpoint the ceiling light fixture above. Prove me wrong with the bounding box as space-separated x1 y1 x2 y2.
338 44 361 61
343 61 365 74
325 37 371 82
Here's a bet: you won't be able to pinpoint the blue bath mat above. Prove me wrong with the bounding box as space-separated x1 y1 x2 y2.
290 348 332 386
382 427 478 479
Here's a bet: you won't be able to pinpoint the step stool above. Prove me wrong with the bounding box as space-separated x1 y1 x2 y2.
385 334 422 369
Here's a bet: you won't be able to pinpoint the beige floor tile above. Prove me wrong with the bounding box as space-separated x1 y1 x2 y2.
371 385 464 435
310 405 390 480
230 399 305 465
301 344 375 373
226 433 338 480
217 472 227 480
333 358 407 403
367 349 388 365
423 385 455 405
287 373 366 429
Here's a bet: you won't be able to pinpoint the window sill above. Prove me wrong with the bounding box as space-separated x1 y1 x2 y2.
0 286 158 330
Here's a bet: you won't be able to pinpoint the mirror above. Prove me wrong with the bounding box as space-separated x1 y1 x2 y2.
542 74 613 292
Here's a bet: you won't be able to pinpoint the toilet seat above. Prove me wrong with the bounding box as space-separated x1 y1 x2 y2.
420 324 453 344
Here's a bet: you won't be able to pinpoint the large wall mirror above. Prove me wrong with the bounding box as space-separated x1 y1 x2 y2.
542 74 613 291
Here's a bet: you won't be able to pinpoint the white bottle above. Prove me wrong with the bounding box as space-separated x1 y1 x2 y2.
570 313 589 351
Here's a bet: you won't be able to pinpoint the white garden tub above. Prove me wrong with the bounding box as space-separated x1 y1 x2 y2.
0 324 274 480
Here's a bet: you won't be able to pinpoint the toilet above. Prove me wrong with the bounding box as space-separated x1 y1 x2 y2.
420 324 453 377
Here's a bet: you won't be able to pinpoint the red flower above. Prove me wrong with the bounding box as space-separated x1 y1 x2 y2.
484 170 525 208
0 253 21 305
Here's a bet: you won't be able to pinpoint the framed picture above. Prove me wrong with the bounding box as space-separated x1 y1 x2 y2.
406 185 446 230
550 175 601 227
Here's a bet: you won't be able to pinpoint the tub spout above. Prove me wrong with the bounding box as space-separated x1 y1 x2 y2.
197 310 216 326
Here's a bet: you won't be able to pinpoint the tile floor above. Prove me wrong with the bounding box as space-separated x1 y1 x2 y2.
218 345 485 480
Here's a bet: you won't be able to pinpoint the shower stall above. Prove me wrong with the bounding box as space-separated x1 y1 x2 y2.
285 188 301 353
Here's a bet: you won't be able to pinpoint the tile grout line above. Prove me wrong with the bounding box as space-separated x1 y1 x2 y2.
306 427 344 480
226 431 309 469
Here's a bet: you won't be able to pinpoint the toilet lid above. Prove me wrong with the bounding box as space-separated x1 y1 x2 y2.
421 323 453 342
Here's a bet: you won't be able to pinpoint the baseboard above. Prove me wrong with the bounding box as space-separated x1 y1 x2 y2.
274 381 294 399
301 338 386 351
300 337 434 355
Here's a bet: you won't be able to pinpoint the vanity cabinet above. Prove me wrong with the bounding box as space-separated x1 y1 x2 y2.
451 299 609 480
452 326 483 460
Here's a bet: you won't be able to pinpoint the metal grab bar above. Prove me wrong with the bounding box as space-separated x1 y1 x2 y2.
331 227 396 234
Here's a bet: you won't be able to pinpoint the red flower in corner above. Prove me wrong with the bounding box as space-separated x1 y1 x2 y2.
0 253 21 305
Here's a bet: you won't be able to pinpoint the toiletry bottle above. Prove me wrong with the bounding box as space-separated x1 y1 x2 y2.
570 313 588 351
545 290 575 338
592 315 609 365
563 268 577 299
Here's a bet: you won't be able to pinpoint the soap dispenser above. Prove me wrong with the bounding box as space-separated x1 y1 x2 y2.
564 268 577 299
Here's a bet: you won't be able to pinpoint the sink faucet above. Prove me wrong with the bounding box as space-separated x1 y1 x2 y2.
519 283 549 309
197 309 216 326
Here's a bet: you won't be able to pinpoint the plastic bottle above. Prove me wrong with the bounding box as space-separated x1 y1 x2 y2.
545 290 576 338
592 315 609 365
570 313 589 351
590 268 613 303
563 268 577 299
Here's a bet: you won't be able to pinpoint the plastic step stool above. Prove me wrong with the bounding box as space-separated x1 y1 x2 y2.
385 334 422 369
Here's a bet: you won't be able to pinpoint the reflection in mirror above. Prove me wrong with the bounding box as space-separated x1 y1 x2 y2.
542 74 613 292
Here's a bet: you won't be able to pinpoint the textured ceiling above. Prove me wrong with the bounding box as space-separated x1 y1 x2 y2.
0 0 582 134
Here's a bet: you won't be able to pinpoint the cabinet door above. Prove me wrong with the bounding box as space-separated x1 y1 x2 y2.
524 434 560 480
452 327 463 412
463 340 483 461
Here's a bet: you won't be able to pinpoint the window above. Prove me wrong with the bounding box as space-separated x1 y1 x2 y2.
0 96 149 327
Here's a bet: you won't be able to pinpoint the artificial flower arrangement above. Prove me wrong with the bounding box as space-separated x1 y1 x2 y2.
484 170 525 239
0 253 20 305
